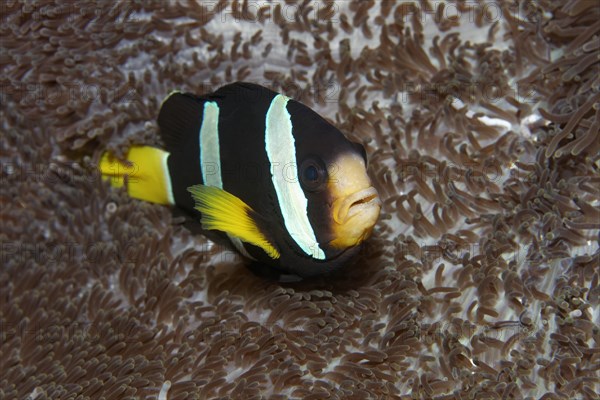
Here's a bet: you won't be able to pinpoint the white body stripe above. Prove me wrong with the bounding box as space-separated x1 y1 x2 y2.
265 95 326 260
199 102 223 188
160 151 175 205
199 101 254 260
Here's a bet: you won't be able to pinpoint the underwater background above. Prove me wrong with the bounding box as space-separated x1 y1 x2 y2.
1 1 599 398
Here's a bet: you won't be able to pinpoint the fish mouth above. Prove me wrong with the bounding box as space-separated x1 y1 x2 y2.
334 186 381 225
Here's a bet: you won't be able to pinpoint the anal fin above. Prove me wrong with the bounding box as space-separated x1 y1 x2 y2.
187 185 280 259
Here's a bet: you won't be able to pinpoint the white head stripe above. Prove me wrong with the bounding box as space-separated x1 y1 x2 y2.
199 101 254 259
265 95 326 260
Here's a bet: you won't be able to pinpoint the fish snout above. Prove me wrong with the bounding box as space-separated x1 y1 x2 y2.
334 187 381 224
330 186 381 248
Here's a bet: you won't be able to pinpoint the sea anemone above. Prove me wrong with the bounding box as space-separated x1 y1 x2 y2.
1 1 598 398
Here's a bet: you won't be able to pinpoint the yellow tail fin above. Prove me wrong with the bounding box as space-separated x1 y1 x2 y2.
99 146 174 205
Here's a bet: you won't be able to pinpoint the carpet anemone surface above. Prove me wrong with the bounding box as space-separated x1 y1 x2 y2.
1 0 599 399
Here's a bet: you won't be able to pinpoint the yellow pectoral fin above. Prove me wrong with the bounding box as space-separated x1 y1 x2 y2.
187 185 280 259
100 146 174 205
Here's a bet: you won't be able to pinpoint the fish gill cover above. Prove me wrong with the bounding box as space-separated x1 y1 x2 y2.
1 0 599 399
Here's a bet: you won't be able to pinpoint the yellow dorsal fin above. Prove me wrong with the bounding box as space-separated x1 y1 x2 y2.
187 185 280 259
99 146 174 205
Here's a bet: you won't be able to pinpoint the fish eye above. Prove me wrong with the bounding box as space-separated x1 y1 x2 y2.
300 157 327 192
304 165 318 182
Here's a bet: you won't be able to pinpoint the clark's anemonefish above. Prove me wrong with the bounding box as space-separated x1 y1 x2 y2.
100 82 380 280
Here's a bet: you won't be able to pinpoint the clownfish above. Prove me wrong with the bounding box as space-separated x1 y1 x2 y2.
100 82 380 280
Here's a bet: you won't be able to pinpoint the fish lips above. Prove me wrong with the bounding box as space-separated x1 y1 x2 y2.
333 186 381 225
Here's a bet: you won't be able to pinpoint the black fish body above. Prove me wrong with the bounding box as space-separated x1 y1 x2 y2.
100 82 380 279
